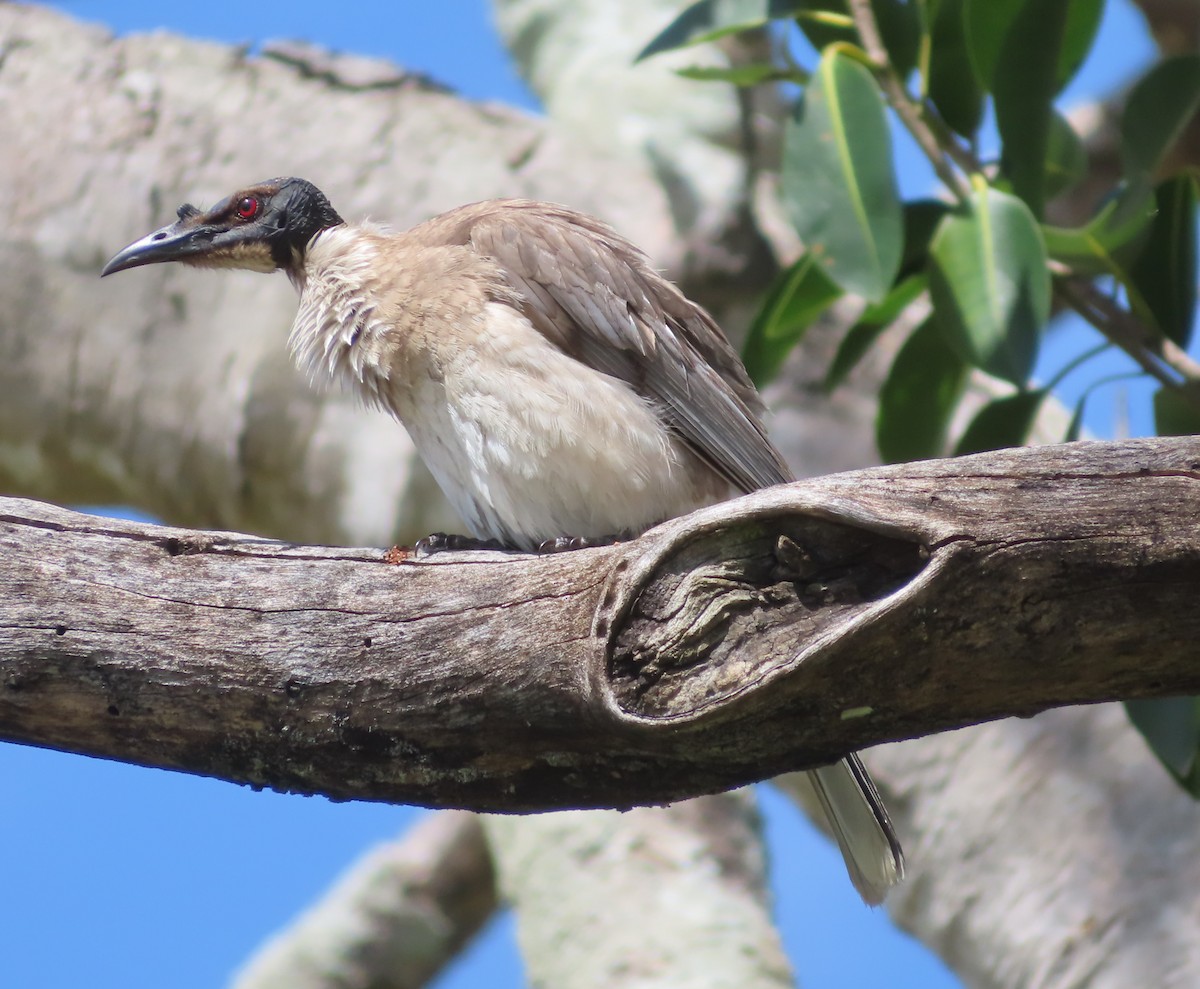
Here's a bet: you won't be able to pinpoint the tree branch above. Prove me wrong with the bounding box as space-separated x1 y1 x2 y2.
1055 276 1200 390
846 0 972 200
231 810 496 989
4 436 1200 811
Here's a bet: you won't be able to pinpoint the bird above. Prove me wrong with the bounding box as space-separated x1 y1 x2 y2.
102 176 904 904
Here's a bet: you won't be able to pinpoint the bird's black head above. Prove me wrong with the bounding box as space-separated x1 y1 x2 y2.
101 177 344 278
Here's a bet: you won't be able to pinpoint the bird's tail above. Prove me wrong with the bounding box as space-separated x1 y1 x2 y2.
808 754 905 905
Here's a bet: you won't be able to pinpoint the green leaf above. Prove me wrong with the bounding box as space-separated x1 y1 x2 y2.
1057 0 1104 91
926 0 984 136
1126 697 1200 796
799 0 921 77
742 253 844 386
992 0 1069 217
824 274 926 390
782 47 904 302
1044 110 1088 199
963 0 1023 86
1041 184 1163 330
638 0 808 60
964 0 1103 93
877 317 969 462
877 0 922 73
954 389 1046 454
1042 188 1157 276
826 321 889 393
1121 55 1200 182
675 63 807 85
1129 175 1198 347
1153 385 1200 436
1064 394 1086 441
928 184 1051 384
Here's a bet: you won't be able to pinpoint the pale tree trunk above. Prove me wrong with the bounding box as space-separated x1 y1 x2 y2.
2 4 1199 989
483 796 794 989
855 705 1200 988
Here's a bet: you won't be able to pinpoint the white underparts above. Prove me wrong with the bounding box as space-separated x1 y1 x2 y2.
395 303 719 549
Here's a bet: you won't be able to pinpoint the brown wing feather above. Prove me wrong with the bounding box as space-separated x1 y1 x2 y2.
424 199 793 494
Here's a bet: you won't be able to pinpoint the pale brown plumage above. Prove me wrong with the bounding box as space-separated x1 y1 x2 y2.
102 177 904 904
415 200 793 494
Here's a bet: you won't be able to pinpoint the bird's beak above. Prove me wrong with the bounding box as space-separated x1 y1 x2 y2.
101 220 211 276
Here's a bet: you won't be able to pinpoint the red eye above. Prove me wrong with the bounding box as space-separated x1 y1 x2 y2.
236 196 259 220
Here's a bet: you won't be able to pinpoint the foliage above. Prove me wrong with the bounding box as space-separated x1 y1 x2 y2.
641 0 1200 793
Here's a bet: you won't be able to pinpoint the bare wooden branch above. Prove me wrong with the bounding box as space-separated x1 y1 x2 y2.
3 436 1199 812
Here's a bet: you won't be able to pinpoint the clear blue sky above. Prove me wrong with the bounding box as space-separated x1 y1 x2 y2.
5 3 1158 988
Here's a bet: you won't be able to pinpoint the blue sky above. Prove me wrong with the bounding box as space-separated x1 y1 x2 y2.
5 3 1161 988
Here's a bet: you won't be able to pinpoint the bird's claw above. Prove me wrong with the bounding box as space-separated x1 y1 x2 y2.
414 532 507 557
536 533 623 554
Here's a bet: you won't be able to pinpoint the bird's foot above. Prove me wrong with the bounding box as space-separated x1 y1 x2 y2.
414 531 628 557
537 533 625 554
414 532 508 557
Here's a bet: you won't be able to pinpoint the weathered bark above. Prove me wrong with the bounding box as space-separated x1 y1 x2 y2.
231 810 495 989
4 437 1199 811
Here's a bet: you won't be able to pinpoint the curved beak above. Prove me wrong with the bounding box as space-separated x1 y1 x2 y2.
101 220 212 276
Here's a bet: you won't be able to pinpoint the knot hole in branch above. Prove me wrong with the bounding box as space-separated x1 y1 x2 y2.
605 514 929 719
